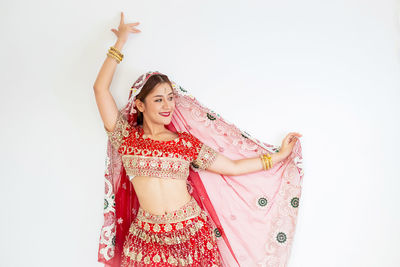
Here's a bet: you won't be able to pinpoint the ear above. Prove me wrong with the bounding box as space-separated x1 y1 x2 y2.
135 99 145 112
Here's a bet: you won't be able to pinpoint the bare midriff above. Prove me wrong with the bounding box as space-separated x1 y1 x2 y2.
130 175 192 216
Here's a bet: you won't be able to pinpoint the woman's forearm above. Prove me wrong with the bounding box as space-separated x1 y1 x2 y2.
234 152 285 176
93 39 126 92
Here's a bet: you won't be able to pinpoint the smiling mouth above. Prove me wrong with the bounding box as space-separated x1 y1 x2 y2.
159 112 171 117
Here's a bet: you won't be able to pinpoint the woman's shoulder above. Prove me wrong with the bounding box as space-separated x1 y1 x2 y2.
179 131 202 147
179 131 193 140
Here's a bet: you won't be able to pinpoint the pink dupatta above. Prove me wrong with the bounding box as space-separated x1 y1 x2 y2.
97 71 304 267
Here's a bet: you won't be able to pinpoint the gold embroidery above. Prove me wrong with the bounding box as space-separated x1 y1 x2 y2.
195 220 204 228
128 215 207 246
168 255 178 265
123 209 222 266
190 226 196 235
137 251 143 261
153 223 160 232
136 198 202 224
122 155 191 180
192 143 218 170
164 223 172 232
104 110 131 151
123 246 129 256
176 222 183 230
152 254 161 263
200 212 207 221
161 252 167 262
182 139 193 148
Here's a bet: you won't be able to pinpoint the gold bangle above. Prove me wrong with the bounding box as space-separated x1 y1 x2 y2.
107 52 121 63
260 155 266 170
267 153 272 169
263 155 268 170
108 49 123 60
110 46 123 58
107 53 120 63
264 154 271 169
261 154 270 170
266 153 272 169
108 49 122 61
261 154 267 170
262 153 272 170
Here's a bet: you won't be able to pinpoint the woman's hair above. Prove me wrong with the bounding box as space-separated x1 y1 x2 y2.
135 74 174 125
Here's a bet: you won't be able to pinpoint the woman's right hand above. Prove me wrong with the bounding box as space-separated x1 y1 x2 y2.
278 132 302 160
111 12 141 43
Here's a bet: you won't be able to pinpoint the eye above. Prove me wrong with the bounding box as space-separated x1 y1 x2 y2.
168 97 174 101
155 99 162 102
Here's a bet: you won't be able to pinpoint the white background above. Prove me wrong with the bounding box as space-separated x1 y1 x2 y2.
1 0 399 266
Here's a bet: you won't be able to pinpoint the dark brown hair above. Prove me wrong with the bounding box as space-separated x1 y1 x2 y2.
135 74 174 126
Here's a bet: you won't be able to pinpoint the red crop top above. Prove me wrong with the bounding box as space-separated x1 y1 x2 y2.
104 111 218 180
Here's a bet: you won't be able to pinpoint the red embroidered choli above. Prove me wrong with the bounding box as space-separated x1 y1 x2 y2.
105 111 218 180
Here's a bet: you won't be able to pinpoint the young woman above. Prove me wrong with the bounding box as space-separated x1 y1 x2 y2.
95 12 304 267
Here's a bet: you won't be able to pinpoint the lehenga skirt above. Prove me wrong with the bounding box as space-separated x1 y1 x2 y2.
121 196 223 267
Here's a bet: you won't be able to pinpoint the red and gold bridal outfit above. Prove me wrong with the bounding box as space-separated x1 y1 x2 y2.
106 111 222 267
98 71 305 267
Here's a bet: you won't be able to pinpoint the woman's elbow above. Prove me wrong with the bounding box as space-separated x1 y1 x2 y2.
205 155 238 176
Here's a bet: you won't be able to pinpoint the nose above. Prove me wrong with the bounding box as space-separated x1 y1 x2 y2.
162 99 172 110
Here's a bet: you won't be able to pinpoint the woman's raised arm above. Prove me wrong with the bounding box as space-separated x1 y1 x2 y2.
93 12 141 132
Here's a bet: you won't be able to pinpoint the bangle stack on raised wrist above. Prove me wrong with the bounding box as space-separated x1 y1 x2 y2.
260 153 273 171
107 46 124 63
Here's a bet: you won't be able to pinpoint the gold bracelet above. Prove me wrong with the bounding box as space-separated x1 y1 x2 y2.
107 52 121 63
261 154 269 170
110 46 123 58
108 49 122 61
263 154 270 170
106 46 123 63
266 153 272 169
261 153 273 170
260 155 267 170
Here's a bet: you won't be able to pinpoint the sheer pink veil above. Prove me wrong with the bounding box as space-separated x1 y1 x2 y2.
97 71 304 267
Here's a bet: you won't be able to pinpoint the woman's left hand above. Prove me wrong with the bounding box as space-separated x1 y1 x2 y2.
278 132 302 160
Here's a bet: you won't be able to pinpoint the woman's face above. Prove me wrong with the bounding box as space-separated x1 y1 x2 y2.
138 82 176 126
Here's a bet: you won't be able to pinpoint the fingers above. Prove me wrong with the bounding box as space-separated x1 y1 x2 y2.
286 132 302 145
120 12 125 24
129 23 141 32
130 28 141 33
287 132 302 138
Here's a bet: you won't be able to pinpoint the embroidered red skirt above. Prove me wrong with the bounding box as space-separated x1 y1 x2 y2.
121 196 223 267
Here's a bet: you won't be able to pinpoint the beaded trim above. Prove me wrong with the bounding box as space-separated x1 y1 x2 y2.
104 111 131 151
128 212 208 246
192 143 218 170
136 197 202 224
122 155 190 180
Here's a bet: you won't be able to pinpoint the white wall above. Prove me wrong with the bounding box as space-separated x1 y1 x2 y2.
1 0 399 266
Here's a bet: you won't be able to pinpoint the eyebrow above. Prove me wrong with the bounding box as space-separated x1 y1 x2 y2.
153 92 174 98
